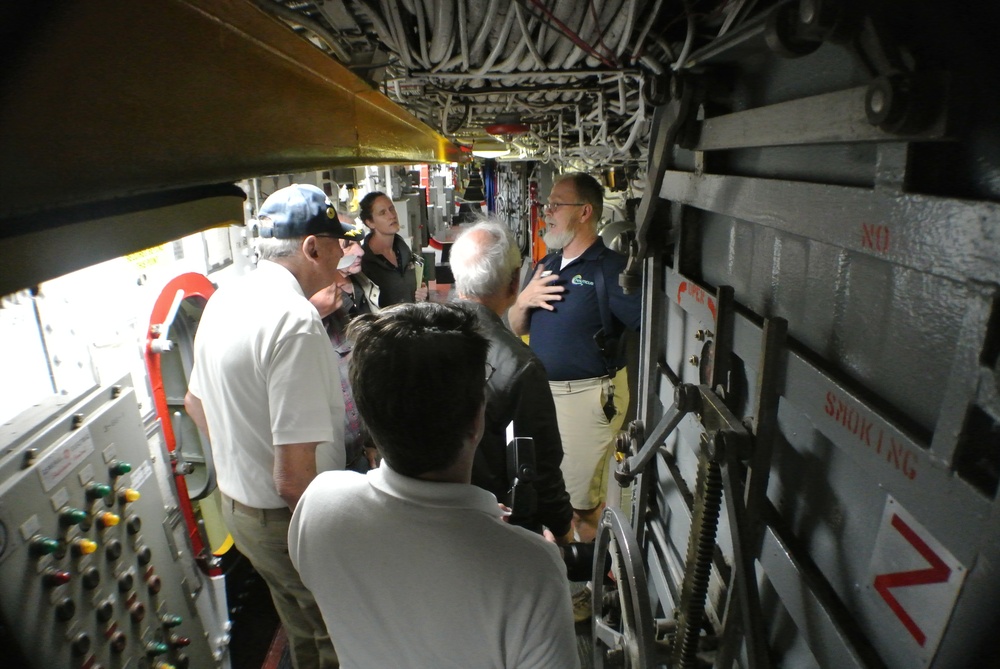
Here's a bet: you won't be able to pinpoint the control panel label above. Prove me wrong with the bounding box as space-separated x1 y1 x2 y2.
38 430 95 492
868 497 966 663
131 459 153 491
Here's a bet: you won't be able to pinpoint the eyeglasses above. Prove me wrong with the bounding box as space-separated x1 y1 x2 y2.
485 362 496 384
537 201 586 213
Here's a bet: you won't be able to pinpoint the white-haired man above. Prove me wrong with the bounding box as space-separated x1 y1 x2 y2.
449 219 574 544
185 183 352 668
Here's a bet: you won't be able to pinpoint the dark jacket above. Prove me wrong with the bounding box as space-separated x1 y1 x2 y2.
360 233 418 308
461 300 573 538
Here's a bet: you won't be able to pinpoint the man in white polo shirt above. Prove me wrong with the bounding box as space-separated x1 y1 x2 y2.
186 183 359 669
289 303 580 669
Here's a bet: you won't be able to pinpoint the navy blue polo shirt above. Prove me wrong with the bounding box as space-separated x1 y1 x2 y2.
527 239 642 381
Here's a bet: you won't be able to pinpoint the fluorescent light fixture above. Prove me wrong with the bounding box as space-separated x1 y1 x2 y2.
471 137 508 159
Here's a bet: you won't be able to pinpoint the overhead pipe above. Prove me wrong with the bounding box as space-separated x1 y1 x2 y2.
465 0 496 66
354 1 403 64
427 0 453 65
377 0 415 68
251 0 352 63
630 0 665 60
409 68 640 80
672 2 697 71
472 8 518 76
413 0 431 68
457 0 470 69
389 0 429 69
493 21 531 74
513 1 547 70
611 100 647 153
513 0 614 69
616 0 639 58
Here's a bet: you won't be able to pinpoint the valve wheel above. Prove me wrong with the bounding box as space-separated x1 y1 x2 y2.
593 506 656 668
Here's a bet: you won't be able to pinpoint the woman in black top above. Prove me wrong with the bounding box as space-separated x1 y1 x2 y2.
358 191 427 308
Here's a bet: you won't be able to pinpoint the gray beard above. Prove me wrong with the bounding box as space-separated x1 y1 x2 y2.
543 227 574 250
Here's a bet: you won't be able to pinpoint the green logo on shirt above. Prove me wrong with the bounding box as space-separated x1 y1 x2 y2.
571 275 594 286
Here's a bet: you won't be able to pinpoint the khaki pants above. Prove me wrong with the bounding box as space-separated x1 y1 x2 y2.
222 494 338 669
549 368 629 510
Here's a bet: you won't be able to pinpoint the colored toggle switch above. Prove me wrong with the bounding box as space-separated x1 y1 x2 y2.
72 538 98 556
119 488 141 504
146 641 170 656
85 482 113 500
59 507 89 526
160 614 183 628
96 511 121 528
43 569 72 586
29 536 60 557
169 635 191 648
109 460 132 477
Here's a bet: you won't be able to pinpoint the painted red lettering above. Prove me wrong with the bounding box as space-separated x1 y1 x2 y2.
833 399 846 425
873 514 950 646
859 417 874 446
825 392 836 417
903 450 917 480
823 390 918 480
888 440 903 469
862 223 891 253
847 408 859 434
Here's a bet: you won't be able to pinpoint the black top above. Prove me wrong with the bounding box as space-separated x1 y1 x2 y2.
460 300 573 538
340 274 373 318
360 233 418 309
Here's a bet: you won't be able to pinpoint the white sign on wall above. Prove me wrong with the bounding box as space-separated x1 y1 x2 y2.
866 496 967 665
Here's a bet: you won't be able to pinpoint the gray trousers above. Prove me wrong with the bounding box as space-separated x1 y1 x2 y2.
222 494 338 669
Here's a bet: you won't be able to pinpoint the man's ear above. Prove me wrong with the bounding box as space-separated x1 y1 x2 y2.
302 235 320 260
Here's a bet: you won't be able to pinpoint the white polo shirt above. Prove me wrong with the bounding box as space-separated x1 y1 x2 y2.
188 260 345 508
288 464 581 669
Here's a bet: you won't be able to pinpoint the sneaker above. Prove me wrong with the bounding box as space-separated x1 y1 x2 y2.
572 585 593 623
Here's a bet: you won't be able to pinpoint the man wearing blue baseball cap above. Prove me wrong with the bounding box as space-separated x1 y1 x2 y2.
186 183 354 668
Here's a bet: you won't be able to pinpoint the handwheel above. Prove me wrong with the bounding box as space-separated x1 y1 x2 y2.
592 506 656 668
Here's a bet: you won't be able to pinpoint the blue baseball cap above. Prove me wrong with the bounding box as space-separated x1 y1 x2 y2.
258 184 363 240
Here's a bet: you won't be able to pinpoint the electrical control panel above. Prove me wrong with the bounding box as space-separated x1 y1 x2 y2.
0 379 224 669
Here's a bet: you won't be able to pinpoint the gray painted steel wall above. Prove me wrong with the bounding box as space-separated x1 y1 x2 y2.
627 10 1000 669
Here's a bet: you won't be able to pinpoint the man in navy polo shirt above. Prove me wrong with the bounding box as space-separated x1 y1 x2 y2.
509 172 641 549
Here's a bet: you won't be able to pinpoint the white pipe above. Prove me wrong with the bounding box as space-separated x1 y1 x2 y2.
616 0 638 58
473 8 516 75
414 0 431 68
631 0 665 59
457 0 469 70
427 0 452 64
470 0 500 66
378 0 414 69
513 1 546 70
672 6 696 71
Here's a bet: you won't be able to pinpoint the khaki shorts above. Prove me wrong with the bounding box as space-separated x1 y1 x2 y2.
550 367 629 510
